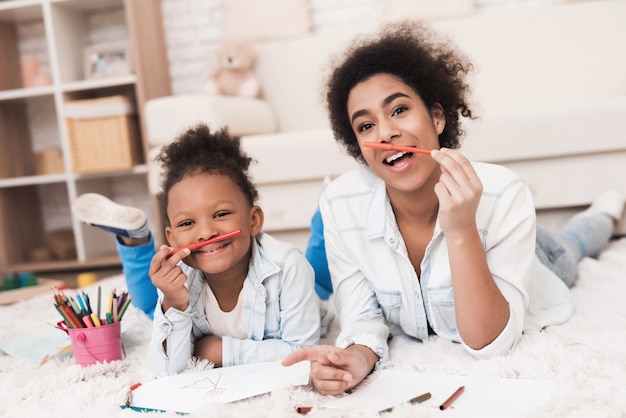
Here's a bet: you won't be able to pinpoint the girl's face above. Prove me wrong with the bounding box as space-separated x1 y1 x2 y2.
347 73 445 194
165 172 263 280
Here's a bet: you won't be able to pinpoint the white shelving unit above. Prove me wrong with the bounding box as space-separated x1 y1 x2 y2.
0 0 170 274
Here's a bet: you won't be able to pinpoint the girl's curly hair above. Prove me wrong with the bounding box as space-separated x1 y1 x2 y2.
156 124 258 218
325 21 475 163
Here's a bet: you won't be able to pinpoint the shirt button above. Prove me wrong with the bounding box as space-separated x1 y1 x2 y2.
418 326 425 332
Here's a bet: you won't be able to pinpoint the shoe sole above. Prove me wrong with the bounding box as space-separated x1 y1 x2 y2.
72 193 146 231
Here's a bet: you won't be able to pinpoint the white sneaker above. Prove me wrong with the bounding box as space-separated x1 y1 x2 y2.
72 193 150 239
573 190 625 224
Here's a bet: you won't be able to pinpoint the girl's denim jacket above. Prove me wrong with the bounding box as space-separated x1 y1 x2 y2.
149 232 320 375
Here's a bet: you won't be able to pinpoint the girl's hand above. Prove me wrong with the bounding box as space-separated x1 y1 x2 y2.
194 335 223 367
149 244 191 312
431 148 483 238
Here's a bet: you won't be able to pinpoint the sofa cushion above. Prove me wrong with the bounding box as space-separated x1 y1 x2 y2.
144 95 277 147
241 128 356 183
243 129 357 233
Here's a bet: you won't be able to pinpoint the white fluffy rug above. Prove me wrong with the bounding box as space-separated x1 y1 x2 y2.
2 238 626 418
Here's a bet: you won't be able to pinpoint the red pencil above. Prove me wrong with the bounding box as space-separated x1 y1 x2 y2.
439 385 465 410
167 229 242 258
362 142 432 155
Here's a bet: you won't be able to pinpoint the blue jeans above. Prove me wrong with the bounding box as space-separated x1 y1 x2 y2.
305 206 333 300
535 213 613 288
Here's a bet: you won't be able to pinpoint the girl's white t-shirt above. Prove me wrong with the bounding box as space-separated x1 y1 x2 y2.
204 285 247 339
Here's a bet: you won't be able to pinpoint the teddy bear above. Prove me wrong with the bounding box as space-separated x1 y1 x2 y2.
204 42 261 99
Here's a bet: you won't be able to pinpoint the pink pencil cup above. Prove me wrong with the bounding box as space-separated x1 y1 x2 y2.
58 321 124 366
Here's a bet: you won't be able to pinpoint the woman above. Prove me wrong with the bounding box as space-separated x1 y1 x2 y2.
283 21 624 395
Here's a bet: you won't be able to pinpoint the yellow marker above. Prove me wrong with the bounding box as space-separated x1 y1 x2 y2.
90 312 102 327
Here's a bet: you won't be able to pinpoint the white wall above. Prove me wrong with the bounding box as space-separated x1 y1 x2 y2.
159 0 561 96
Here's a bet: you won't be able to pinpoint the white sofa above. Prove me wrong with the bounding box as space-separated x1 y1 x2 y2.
145 0 626 249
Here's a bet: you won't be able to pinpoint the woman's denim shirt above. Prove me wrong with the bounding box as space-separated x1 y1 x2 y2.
150 232 320 375
320 163 574 365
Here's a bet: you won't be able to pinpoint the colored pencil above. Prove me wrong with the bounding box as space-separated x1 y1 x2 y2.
117 296 133 321
362 142 432 155
90 312 102 327
439 385 465 410
97 286 101 318
167 229 242 258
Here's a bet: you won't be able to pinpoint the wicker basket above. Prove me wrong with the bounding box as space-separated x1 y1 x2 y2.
65 95 142 173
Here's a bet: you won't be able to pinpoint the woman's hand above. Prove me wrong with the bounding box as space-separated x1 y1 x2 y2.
431 148 510 348
431 148 483 238
149 245 191 312
282 344 378 395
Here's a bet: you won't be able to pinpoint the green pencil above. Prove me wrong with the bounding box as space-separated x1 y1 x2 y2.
117 296 133 321
53 304 73 328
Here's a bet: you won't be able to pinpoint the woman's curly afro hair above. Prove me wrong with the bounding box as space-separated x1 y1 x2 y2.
325 21 475 163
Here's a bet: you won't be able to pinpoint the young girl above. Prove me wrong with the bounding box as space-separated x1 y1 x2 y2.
283 22 625 395
75 124 320 375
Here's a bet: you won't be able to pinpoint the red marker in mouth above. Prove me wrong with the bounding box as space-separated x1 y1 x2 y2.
362 142 432 155
167 229 241 258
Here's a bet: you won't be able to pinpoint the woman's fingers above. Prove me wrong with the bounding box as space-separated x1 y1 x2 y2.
310 362 352 395
283 345 347 367
431 148 483 233
432 148 479 192
282 346 354 395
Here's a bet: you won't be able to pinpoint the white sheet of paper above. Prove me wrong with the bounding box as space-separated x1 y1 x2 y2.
321 370 555 417
130 360 310 414
0 329 71 364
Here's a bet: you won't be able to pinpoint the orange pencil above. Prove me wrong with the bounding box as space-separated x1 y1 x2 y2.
53 304 72 328
59 304 81 329
362 142 432 155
